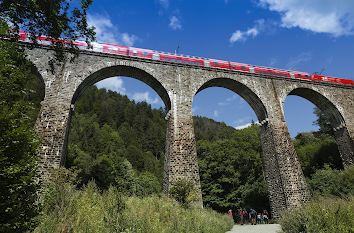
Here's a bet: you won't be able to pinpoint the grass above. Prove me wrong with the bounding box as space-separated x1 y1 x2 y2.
279 196 354 233
34 179 233 233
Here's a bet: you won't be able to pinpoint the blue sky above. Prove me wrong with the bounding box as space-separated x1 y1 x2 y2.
90 0 354 137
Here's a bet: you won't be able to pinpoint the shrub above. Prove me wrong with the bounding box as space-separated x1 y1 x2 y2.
117 196 233 233
35 172 233 233
169 179 199 208
280 196 354 233
308 165 354 197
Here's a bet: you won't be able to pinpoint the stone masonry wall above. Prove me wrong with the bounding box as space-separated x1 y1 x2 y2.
25 46 354 215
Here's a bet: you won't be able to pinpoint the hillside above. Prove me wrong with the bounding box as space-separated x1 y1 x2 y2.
66 86 240 193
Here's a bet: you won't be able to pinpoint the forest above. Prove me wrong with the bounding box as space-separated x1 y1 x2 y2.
1 2 353 230
65 85 350 215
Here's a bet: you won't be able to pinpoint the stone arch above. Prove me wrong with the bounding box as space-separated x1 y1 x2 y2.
285 87 354 168
194 77 268 122
71 65 171 110
64 64 172 166
193 77 276 210
25 58 46 101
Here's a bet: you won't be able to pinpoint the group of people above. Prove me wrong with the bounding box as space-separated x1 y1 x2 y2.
228 208 269 225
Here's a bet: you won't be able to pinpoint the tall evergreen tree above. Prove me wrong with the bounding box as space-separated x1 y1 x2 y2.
0 20 40 233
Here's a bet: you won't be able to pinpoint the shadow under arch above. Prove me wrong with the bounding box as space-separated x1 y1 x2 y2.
288 88 344 127
24 60 46 127
71 65 171 110
195 78 268 122
26 59 46 100
287 87 354 168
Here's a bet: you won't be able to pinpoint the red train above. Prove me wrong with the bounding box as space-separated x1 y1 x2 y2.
17 31 354 86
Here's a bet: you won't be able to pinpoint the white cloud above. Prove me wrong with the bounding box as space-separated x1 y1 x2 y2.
88 14 139 46
132 92 159 105
158 0 169 8
192 106 198 114
169 16 182 30
234 121 260 130
259 0 354 36
218 95 239 107
269 57 277 66
213 110 219 117
95 77 126 94
226 95 238 102
230 19 265 43
217 102 229 106
234 119 245 124
235 123 253 130
120 33 138 47
286 52 312 70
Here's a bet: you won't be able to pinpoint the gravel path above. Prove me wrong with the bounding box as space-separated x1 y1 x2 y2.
226 224 282 233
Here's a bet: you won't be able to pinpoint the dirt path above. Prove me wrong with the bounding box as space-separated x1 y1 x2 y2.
226 224 282 233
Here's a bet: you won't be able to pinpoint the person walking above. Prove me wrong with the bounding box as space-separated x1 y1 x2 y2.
239 208 244 225
263 210 269 224
228 209 233 222
250 208 257 225
242 208 248 224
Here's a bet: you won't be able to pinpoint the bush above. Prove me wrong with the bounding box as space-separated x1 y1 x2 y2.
118 196 233 233
169 179 199 208
280 196 354 233
308 165 354 197
35 171 233 233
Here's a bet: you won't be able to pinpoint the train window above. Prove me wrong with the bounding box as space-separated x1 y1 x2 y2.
214 62 219 65
241 66 245 69
305 75 309 77
297 74 301 76
184 60 188 64
143 52 148 55
177 59 182 63
191 61 195 65
171 59 175 62
196 62 200 66
164 58 169 61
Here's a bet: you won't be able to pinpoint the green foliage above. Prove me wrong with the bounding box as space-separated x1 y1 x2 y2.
135 172 162 198
169 179 199 208
197 124 270 213
313 107 333 135
36 169 126 233
35 175 233 233
280 196 354 233
193 115 235 141
0 20 40 233
119 196 233 233
66 86 166 195
294 133 343 177
307 165 354 197
0 0 96 63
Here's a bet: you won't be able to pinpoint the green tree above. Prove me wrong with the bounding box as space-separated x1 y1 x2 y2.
313 107 333 135
197 125 269 213
112 156 136 196
0 0 95 63
307 165 354 197
169 179 199 208
0 21 40 232
294 133 342 177
135 172 162 197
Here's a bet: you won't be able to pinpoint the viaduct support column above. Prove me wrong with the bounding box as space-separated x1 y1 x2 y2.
35 98 73 179
334 127 354 168
162 92 202 206
261 89 310 218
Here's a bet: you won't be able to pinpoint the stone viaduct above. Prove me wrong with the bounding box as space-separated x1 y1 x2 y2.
25 45 354 218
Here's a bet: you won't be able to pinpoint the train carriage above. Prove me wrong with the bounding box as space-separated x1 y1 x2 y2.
10 30 354 86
